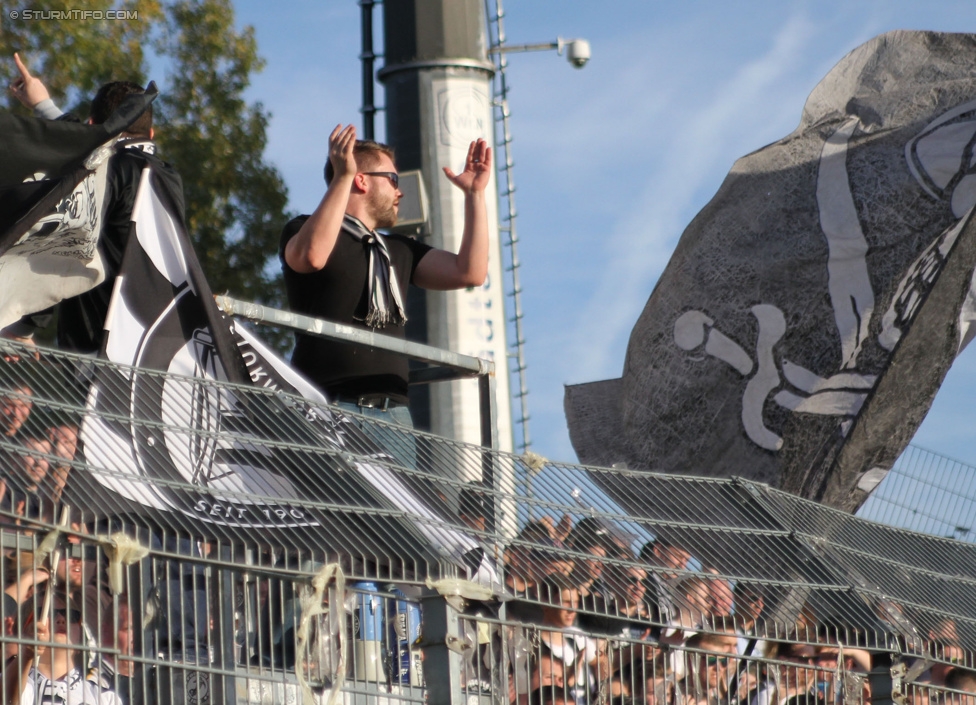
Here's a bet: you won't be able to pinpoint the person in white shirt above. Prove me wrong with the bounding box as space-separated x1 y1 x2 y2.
4 595 121 705
536 575 608 705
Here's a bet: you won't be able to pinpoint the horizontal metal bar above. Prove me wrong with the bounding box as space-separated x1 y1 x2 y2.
377 58 495 80
215 295 493 378
408 366 474 385
488 41 558 54
0 529 37 551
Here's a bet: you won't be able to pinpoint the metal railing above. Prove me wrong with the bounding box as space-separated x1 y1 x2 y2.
3 520 972 705
215 295 499 451
2 339 976 705
857 444 976 542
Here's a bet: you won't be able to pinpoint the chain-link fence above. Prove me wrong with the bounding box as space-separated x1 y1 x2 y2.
1 342 974 705
857 445 976 543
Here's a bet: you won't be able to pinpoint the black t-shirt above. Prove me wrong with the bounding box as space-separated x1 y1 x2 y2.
279 215 432 401
57 140 184 354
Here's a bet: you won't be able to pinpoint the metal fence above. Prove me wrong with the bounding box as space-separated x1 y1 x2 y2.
857 445 976 543
1 340 976 705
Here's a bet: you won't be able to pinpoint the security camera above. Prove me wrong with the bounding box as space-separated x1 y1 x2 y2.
558 38 591 69
566 39 591 68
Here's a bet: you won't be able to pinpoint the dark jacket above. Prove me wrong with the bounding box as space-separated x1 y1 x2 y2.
23 139 184 354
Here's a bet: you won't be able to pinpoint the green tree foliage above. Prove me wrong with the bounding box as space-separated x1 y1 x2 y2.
154 0 290 311
0 1 162 112
1 0 292 346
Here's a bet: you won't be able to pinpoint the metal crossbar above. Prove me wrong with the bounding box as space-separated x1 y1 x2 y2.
214 295 499 451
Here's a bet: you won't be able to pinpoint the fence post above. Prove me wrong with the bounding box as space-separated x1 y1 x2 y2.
479 364 499 539
420 592 465 705
216 545 238 705
870 651 895 705
478 362 498 451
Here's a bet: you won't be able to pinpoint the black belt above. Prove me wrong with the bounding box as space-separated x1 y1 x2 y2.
334 394 405 410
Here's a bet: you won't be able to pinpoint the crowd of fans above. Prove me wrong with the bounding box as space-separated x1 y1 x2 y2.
3 377 976 705
1 518 133 705
0 381 78 527
0 376 177 705
485 513 976 705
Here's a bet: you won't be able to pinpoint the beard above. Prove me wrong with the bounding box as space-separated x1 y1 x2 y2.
366 190 398 229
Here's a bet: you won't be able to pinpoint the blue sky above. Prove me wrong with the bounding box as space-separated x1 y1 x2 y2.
218 0 976 467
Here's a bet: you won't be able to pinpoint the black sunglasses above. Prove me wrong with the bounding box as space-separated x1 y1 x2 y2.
361 171 399 189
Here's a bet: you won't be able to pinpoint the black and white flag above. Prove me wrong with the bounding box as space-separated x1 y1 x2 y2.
0 85 158 329
566 31 976 512
79 167 492 578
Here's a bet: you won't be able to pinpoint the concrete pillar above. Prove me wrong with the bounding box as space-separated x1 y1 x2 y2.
379 0 514 460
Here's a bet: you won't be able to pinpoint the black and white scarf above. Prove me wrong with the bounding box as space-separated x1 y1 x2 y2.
24 666 115 704
343 214 407 328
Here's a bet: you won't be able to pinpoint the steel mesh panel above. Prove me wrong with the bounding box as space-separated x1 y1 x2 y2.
1 340 974 668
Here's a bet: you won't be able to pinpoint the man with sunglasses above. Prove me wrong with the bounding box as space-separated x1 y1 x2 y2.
280 123 492 428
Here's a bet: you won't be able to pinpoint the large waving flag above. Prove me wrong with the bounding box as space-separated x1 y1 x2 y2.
76 167 492 578
565 31 976 512
0 85 158 328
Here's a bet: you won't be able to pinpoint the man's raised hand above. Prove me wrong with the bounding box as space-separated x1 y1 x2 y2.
443 138 492 194
328 124 358 183
9 53 50 110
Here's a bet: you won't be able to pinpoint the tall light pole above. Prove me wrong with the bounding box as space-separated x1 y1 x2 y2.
366 0 590 461
378 0 514 461
360 0 378 140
